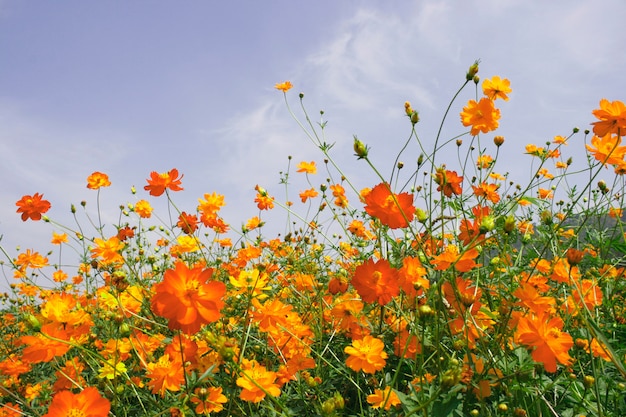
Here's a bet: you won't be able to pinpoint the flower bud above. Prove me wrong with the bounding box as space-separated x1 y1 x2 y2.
566 248 584 266
466 60 480 81
583 375 595 389
494 135 505 146
410 111 420 125
503 215 516 233
415 208 428 223
353 136 368 159
479 215 496 233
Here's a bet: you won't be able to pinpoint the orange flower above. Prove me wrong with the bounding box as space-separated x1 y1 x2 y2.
515 311 573 373
145 354 185 396
431 245 480 273
472 182 500 203
591 99 626 137
198 192 226 217
134 199 153 218
296 160 317 174
274 81 293 92
42 387 110 417
144 168 184 196
351 258 399 305
344 335 388 374
363 183 415 229
299 187 319 203
91 236 125 265
86 171 111 189
460 97 501 136
254 185 275 210
367 387 401 410
0 403 21 417
190 386 228 414
434 168 463 197
329 184 348 208
177 212 199 234
585 134 626 166
482 76 511 101
236 359 281 403
51 232 68 245
15 193 51 221
538 188 553 199
398 256 429 298
151 261 226 334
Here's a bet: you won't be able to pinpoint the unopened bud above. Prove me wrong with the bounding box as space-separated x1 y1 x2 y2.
503 215 516 233
410 111 420 125
415 208 428 223
494 135 505 146
479 216 496 233
466 60 480 81
353 136 368 159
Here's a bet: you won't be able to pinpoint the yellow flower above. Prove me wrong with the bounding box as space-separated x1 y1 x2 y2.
275 81 293 92
98 359 127 380
367 387 401 410
482 76 511 101
460 98 500 136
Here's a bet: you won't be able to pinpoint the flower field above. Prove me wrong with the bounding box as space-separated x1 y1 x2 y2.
2 63 626 416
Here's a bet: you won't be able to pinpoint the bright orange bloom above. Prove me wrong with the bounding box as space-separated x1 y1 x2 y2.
177 212 199 234
482 76 511 101
367 387 401 410
134 199 153 218
591 99 626 137
344 335 388 374
91 236 125 265
472 182 500 203
274 81 293 92
151 261 226 334
515 311 573 373
254 185 275 210
53 358 86 392
460 97 501 136
198 192 226 216
398 256 429 298
190 386 228 414
351 258 399 305
431 245 480 273
299 187 319 203
15 193 51 221
538 188 553 199
329 184 348 208
434 168 463 197
585 134 626 166
86 171 111 189
245 216 262 231
42 387 110 417
51 232 68 245
236 359 281 403
296 160 317 174
145 354 185 396
476 154 493 168
144 168 184 196
0 403 21 417
15 249 49 271
363 183 415 229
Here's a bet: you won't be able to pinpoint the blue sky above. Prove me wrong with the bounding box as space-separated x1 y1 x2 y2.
1 0 626 264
